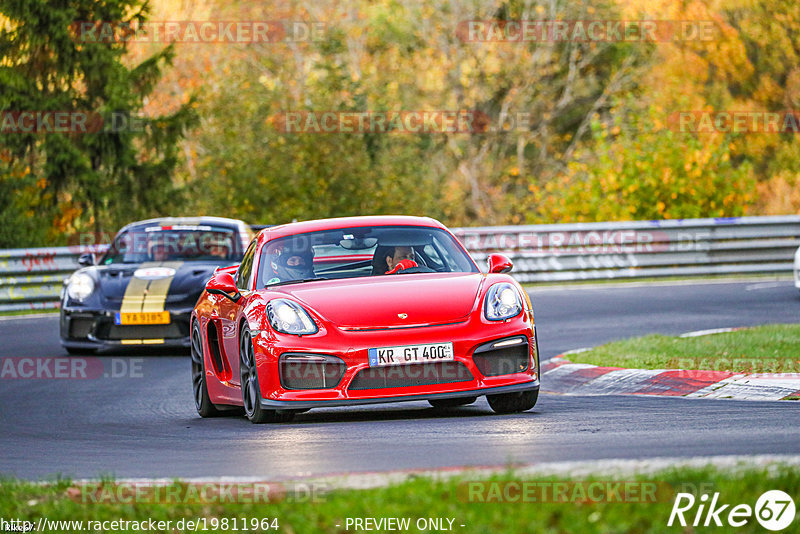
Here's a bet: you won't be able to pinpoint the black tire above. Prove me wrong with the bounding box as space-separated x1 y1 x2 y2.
191 322 222 417
64 346 96 355
428 396 477 409
239 326 295 424
487 389 538 414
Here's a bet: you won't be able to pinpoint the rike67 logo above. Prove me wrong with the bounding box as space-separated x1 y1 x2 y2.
669 490 796 531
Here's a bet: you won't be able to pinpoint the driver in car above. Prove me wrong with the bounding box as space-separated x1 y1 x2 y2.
373 245 418 274
148 240 170 262
206 235 232 259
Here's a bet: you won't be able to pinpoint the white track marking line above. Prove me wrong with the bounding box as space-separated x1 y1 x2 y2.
679 327 741 338
561 347 592 355
745 282 785 291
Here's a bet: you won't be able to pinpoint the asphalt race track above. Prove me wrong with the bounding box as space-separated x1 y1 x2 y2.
1 280 798 480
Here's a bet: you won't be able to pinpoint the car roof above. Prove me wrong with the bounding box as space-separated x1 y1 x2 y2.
258 215 446 241
118 216 248 233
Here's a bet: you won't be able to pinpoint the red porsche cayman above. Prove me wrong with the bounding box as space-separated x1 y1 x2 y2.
191 215 539 423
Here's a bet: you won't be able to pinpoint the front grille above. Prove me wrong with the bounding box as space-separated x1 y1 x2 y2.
349 361 472 390
105 323 184 340
280 354 346 390
472 337 530 377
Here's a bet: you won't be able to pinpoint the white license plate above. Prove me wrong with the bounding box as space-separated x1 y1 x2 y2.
368 342 454 367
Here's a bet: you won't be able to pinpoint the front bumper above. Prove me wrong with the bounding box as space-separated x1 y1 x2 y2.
60 306 193 350
242 310 540 409
259 381 538 409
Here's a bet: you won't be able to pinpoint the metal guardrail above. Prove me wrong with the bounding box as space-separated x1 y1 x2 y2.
452 215 800 283
1 216 798 312
0 245 108 312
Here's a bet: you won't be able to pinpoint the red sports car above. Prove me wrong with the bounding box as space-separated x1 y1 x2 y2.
191 215 539 423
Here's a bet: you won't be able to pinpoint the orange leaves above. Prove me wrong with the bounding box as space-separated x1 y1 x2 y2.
52 203 81 233
755 170 800 215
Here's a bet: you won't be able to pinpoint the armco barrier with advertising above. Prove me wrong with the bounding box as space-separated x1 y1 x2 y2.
1 216 799 312
0 244 109 312
452 215 800 283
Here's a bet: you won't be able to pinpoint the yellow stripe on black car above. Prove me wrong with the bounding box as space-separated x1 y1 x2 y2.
141 261 183 313
120 261 183 313
119 267 151 313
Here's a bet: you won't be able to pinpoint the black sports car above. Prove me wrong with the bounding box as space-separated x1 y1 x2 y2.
60 217 253 353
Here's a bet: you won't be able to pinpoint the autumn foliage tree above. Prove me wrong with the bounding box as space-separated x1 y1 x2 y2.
183 0 650 227
0 0 196 246
2 0 798 246
536 0 797 223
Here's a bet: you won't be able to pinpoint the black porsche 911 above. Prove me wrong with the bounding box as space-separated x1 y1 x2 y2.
60 217 253 354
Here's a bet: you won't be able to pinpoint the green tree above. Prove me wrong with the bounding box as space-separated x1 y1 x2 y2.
0 0 197 246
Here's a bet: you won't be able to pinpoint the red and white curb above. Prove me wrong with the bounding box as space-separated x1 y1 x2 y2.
542 328 800 401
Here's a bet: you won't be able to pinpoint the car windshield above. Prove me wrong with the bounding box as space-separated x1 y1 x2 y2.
258 225 478 287
101 224 242 264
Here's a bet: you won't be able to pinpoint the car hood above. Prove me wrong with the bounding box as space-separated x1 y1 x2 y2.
93 261 233 300
271 273 485 329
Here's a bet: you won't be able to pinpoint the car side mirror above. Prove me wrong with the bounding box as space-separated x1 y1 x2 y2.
487 254 513 274
78 253 95 267
206 272 242 302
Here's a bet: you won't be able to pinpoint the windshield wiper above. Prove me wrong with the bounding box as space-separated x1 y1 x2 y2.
265 277 329 288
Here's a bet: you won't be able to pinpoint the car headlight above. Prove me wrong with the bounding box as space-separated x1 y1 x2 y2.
266 299 318 335
484 283 522 321
66 272 95 302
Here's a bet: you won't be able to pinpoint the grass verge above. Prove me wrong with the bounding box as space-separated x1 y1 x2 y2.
564 324 800 373
1 465 798 533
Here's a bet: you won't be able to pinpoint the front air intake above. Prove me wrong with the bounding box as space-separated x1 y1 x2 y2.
472 336 530 377
279 353 346 390
349 361 472 390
